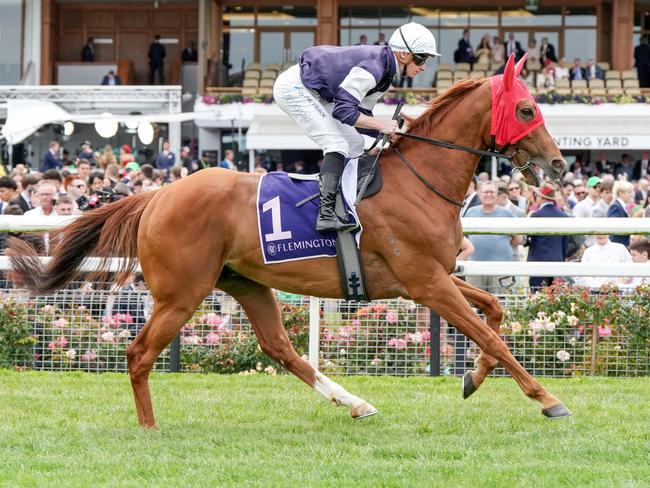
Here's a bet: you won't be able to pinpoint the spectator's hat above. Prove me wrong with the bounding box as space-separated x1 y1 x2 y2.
82 140 92 147
533 182 559 201
586 176 602 188
125 162 140 171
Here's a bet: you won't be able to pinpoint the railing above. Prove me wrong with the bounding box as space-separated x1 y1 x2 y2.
1 216 649 377
204 85 650 99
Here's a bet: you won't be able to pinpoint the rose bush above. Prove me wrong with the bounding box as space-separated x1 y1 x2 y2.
320 301 433 376
504 283 649 377
180 302 309 374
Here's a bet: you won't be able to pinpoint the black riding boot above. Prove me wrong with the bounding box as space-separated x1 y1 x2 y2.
316 152 356 233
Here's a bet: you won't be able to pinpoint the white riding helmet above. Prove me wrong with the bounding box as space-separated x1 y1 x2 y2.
389 22 440 58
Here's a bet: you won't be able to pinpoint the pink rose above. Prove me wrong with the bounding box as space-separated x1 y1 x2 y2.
100 331 115 343
81 350 97 362
598 326 612 338
203 313 224 327
386 311 398 324
53 318 69 328
204 332 221 345
388 338 407 349
181 335 202 345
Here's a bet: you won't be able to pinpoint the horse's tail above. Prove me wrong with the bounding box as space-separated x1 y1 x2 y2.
7 191 157 294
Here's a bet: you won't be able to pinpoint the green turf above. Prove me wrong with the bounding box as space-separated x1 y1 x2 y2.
0 371 648 487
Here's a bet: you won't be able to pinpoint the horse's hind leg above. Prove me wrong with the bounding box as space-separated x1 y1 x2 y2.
127 258 219 428
452 276 503 398
126 300 202 428
220 277 377 419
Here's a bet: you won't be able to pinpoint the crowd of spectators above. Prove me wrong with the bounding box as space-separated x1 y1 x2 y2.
462 152 650 293
6 133 650 295
0 137 245 253
450 31 650 88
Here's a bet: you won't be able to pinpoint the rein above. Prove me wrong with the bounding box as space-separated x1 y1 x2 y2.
392 131 534 208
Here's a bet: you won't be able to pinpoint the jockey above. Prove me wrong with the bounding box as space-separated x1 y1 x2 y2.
274 22 439 232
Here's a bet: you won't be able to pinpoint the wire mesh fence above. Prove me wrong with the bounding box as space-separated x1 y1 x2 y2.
2 282 648 377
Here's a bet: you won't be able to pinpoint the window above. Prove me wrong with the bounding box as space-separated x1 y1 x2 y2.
0 0 25 85
500 7 562 26
256 6 316 27
223 6 255 27
223 28 254 75
564 29 597 62
565 7 597 27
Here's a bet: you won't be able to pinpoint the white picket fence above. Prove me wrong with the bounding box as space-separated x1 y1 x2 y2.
3 215 650 369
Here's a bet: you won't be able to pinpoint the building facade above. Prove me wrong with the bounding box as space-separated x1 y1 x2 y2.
0 1 648 89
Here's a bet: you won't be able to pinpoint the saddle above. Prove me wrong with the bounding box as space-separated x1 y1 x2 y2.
354 153 384 200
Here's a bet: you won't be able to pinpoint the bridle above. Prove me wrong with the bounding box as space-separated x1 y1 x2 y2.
392 131 534 208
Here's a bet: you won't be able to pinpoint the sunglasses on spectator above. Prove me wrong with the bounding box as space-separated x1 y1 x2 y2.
575 191 586 195
508 186 520 191
399 27 429 66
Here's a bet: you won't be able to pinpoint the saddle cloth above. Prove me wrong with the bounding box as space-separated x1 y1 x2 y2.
256 156 381 264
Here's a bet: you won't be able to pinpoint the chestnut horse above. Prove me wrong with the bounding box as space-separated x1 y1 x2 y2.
9 56 571 428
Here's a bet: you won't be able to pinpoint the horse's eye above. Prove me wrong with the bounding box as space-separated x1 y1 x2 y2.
522 107 535 118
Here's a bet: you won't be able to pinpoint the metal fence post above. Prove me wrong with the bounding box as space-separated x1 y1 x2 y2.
590 308 599 375
429 310 441 376
308 296 320 369
169 334 181 372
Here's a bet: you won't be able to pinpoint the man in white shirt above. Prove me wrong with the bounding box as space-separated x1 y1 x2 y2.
24 183 59 255
580 235 632 289
593 179 614 216
572 176 602 218
25 183 58 217
554 58 570 80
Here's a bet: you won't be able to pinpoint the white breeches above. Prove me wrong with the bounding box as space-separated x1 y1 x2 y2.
273 65 365 158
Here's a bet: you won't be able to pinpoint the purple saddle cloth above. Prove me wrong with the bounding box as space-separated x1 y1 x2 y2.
257 172 359 264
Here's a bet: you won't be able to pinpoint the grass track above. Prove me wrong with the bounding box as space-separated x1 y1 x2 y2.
0 371 648 487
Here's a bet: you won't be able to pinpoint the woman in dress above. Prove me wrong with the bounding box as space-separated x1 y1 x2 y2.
474 34 492 65
491 36 505 66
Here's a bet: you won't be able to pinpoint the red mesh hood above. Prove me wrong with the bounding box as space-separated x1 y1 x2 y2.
489 54 544 146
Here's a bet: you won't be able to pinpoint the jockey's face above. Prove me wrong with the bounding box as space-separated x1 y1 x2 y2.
406 55 427 77
396 51 427 78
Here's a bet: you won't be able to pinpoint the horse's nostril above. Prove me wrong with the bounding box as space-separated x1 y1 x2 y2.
551 159 567 173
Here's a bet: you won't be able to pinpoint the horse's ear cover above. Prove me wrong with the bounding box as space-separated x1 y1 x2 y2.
503 54 515 90
514 53 528 77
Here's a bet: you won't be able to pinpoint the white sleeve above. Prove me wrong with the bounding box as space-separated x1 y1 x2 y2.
339 67 377 102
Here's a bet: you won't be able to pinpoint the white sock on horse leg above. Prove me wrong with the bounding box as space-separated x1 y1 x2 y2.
313 371 365 408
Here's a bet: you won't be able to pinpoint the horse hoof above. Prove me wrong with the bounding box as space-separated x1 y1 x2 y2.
462 371 478 399
350 402 378 420
542 403 572 419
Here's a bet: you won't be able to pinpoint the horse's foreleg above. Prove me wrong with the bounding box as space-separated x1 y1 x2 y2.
452 276 503 398
221 279 377 419
409 271 570 418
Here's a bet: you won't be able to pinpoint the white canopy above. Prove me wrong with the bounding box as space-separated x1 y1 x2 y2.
0 99 215 145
